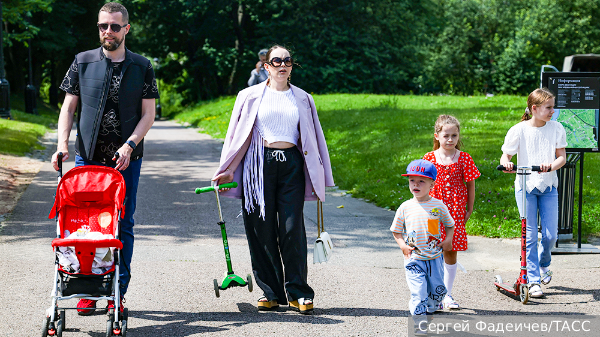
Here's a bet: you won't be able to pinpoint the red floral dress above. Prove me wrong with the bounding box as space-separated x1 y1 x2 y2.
423 151 480 251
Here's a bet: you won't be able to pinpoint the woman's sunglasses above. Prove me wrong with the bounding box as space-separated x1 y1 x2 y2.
97 23 128 33
267 57 294 67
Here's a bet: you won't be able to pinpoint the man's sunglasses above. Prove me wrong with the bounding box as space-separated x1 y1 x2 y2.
97 23 128 33
267 57 294 67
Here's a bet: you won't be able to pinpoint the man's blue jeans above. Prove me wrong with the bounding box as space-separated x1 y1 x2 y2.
75 155 142 295
515 186 558 285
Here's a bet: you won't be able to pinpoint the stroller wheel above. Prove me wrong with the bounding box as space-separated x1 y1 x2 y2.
106 315 114 337
121 308 128 337
41 316 50 337
246 274 253 292
59 310 66 331
56 319 63 337
214 279 220 298
519 284 529 304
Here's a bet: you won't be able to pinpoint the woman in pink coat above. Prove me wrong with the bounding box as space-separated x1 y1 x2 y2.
213 45 334 314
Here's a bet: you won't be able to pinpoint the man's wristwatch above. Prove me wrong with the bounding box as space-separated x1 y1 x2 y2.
126 140 136 150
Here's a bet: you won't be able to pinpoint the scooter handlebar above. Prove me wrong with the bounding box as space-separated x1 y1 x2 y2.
195 182 238 194
496 165 541 172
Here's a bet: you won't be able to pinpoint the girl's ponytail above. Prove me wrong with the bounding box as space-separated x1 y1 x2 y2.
523 88 555 122
521 107 532 121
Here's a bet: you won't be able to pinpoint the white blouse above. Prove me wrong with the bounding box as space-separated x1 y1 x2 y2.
501 120 567 192
256 86 300 145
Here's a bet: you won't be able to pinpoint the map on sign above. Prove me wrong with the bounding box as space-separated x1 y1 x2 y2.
547 75 600 150
551 109 599 149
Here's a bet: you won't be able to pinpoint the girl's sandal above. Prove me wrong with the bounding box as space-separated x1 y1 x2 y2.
289 298 313 314
541 270 553 285
257 296 279 311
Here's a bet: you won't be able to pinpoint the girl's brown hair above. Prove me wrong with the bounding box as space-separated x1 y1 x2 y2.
433 115 462 150
522 88 555 121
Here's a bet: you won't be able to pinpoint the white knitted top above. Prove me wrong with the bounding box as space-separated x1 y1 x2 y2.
501 120 567 192
256 86 300 145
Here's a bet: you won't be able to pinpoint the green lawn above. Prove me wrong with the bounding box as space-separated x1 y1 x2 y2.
0 94 58 156
175 94 600 239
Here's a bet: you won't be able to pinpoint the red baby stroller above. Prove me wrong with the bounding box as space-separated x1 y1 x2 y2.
42 154 128 336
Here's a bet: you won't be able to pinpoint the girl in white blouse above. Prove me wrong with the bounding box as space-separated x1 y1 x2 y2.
500 88 567 298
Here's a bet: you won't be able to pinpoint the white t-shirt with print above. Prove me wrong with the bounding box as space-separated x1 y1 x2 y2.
390 197 454 261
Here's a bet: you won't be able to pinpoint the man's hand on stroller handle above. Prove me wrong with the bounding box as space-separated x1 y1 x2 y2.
52 150 69 171
113 144 132 171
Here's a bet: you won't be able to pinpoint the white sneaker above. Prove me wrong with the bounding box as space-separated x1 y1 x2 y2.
443 295 460 309
529 284 543 298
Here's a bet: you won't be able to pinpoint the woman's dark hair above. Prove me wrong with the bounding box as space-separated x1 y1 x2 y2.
265 44 290 62
265 45 297 84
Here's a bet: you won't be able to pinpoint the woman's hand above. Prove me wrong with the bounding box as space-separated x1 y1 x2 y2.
212 168 234 191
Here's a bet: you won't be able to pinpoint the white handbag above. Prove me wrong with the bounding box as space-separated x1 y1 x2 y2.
313 199 333 263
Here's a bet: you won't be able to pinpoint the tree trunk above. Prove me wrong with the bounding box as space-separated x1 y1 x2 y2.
227 2 244 95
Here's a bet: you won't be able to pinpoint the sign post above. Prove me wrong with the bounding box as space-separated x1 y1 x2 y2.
542 71 600 253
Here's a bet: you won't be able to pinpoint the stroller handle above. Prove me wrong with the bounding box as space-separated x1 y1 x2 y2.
57 152 64 177
497 165 541 172
196 182 238 194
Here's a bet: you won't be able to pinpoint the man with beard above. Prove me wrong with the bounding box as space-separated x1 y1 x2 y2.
51 2 158 315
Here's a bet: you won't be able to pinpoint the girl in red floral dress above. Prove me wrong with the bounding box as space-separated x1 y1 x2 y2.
423 115 480 310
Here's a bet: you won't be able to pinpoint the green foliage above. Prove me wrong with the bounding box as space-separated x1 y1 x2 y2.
0 107 55 156
422 0 600 95
9 0 600 110
175 93 600 238
1 0 52 45
174 96 236 138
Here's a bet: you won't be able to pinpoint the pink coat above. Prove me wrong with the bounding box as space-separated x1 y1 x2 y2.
213 82 334 201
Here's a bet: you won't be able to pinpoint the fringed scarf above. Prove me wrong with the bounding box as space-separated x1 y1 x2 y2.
243 127 266 219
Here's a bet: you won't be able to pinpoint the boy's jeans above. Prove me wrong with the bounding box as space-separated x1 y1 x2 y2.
75 155 142 295
404 255 446 315
515 186 558 285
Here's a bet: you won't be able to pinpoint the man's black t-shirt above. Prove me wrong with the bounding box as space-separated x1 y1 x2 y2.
60 58 159 165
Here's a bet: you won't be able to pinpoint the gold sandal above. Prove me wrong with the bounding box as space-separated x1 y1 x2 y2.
257 296 279 311
289 298 313 314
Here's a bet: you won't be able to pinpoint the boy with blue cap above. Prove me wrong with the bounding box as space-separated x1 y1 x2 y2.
391 159 454 327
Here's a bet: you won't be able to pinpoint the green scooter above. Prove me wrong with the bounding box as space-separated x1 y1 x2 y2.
195 182 253 297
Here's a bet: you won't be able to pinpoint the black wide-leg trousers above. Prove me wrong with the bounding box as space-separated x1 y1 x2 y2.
242 147 314 305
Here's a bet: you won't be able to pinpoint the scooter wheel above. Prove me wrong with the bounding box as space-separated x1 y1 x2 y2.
519 284 529 304
246 274 253 292
494 275 503 291
213 279 220 298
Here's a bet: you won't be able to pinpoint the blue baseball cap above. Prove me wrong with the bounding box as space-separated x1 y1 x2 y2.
402 159 437 180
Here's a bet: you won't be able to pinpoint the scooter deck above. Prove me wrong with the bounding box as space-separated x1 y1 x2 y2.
219 274 247 290
494 282 516 295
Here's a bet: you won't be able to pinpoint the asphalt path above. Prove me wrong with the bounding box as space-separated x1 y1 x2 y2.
1 120 599 336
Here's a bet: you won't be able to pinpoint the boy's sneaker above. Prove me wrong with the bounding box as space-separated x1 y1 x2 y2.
443 295 460 309
77 299 97 315
107 296 125 313
529 284 543 298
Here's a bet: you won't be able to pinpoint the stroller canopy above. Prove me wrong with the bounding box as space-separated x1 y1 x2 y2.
49 165 126 219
